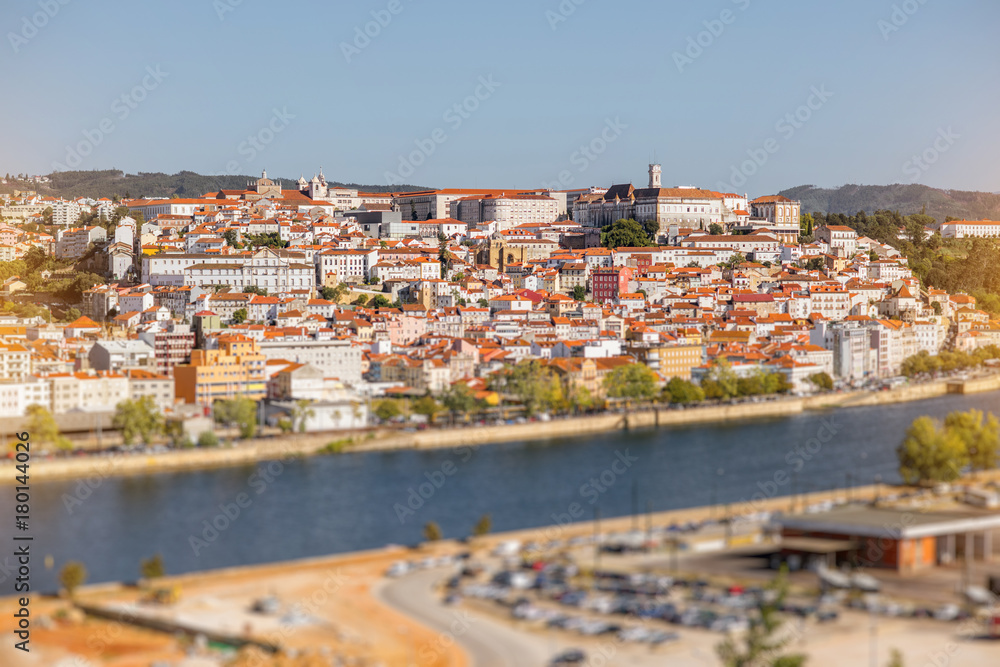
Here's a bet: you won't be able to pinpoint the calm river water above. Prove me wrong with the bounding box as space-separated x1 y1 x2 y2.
7 391 1000 591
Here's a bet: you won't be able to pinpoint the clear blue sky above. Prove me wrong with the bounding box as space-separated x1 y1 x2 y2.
2 0 998 194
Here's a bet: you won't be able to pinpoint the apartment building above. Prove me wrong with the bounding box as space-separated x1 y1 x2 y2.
174 334 267 405
138 327 196 376
454 193 560 230
87 340 156 373
0 377 51 419
48 372 130 414
810 285 851 320
316 248 379 284
591 266 633 304
256 339 363 384
0 343 31 381
625 342 703 380
49 199 82 226
55 226 106 259
124 368 175 411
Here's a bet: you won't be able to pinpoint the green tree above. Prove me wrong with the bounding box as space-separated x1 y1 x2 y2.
140 554 165 580
493 361 564 416
112 396 164 446
412 395 442 424
566 384 596 414
56 272 103 302
222 229 242 248
639 218 660 242
664 377 705 404
716 568 806 667
472 514 492 537
709 223 724 236
59 561 88 598
23 245 48 272
355 293 369 306
197 430 220 448
944 409 999 474
369 294 392 309
331 283 349 302
213 397 257 439
800 213 814 238
26 404 71 451
232 308 248 324
897 416 969 485
807 372 834 392
374 399 403 422
571 285 587 302
723 252 747 270
604 363 658 402
423 521 442 542
601 219 652 249
701 359 740 401
63 307 82 323
442 383 478 423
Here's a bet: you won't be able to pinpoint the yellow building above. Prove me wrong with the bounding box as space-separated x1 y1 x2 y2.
625 343 703 381
174 334 266 405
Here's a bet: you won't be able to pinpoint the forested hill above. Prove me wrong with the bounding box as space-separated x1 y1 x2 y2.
0 170 432 199
779 184 1000 224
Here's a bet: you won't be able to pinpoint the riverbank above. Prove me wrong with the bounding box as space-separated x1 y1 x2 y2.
7 374 1000 484
5 470 997 667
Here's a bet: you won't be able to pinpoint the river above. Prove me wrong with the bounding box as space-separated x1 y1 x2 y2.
6 391 1000 591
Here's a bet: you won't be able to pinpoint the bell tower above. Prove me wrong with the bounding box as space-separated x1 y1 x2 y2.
648 164 662 189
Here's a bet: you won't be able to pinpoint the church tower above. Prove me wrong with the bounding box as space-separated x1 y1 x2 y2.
648 164 662 189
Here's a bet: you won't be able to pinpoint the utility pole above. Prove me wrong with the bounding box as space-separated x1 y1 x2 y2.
646 499 653 547
631 479 638 532
869 604 878 667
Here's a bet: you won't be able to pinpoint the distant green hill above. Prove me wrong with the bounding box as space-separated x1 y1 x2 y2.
779 184 1000 224
0 170 431 199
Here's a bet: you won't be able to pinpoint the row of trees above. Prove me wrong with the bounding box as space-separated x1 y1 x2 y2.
374 360 806 425
897 409 999 484
375 383 489 424
112 396 255 447
900 346 1000 378
58 553 165 598
698 359 792 401
421 514 492 543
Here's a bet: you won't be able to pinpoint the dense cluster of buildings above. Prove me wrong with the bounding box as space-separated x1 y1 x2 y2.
0 165 996 430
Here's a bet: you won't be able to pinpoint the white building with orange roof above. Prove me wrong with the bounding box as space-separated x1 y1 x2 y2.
939 219 1000 239
64 316 102 338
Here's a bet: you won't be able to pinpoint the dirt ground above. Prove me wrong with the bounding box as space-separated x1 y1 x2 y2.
0 547 468 667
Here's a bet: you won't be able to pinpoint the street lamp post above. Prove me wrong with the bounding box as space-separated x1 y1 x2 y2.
711 467 724 519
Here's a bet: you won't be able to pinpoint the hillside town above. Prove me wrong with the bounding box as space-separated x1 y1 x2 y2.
0 165 997 432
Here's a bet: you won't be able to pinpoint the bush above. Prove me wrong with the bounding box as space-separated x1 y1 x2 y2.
60 561 88 597
423 521 443 542
197 431 219 448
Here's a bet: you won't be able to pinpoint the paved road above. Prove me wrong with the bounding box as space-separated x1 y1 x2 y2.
376 568 555 667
